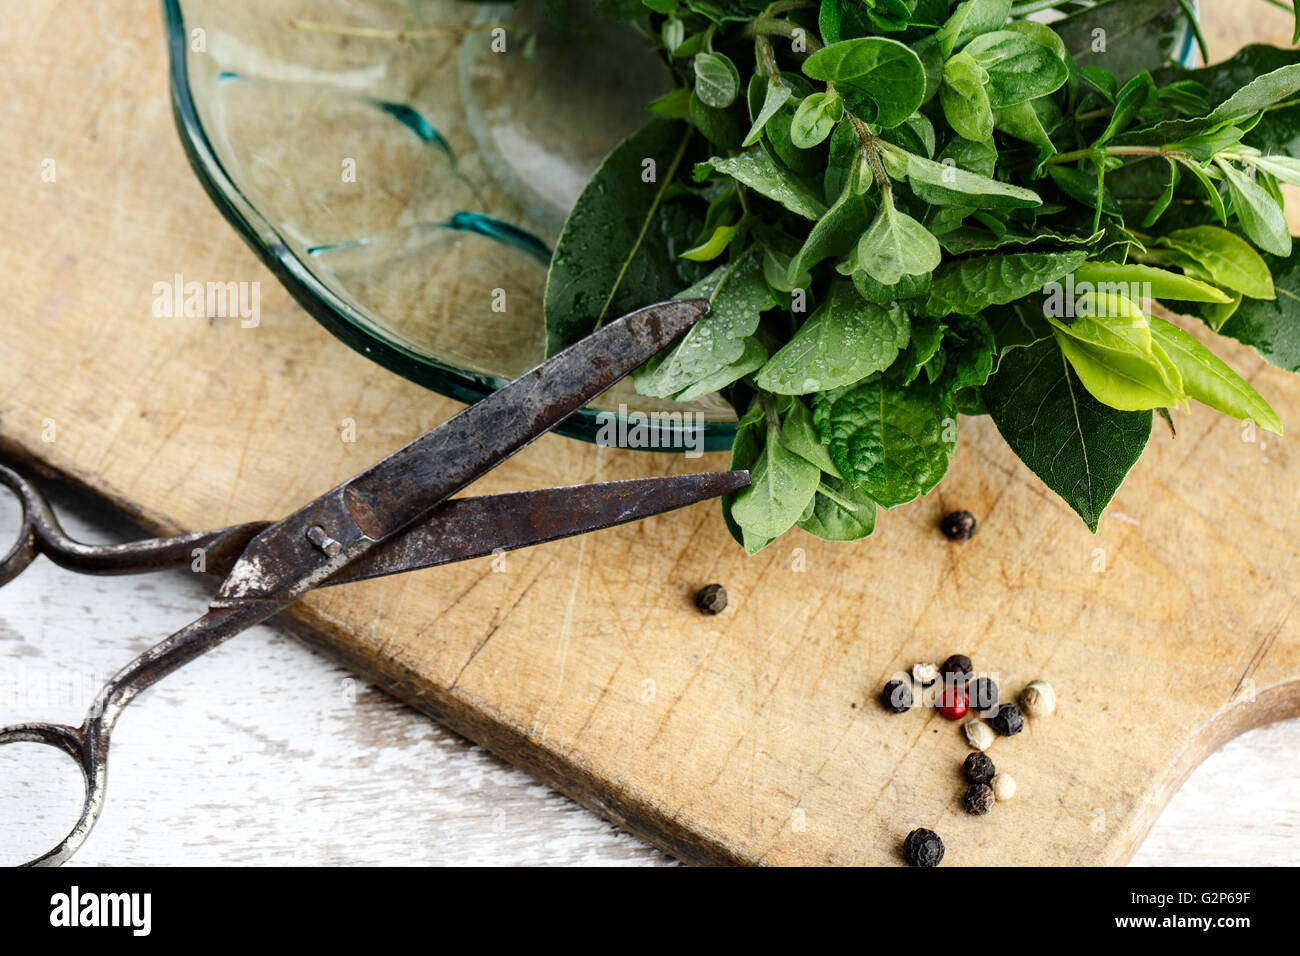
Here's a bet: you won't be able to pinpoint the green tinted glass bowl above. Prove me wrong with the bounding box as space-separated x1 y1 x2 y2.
163 0 1196 450
163 0 736 448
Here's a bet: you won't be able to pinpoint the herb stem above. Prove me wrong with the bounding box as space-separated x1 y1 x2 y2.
751 18 823 52
849 115 891 192
1045 145 1190 165
762 0 817 15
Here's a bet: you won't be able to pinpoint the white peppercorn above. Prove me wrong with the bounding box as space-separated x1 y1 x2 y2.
1019 679 1057 718
912 661 939 687
990 773 1017 801
964 718 995 752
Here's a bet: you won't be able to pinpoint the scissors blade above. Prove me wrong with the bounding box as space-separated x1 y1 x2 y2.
324 470 750 586
341 299 710 541
216 299 708 602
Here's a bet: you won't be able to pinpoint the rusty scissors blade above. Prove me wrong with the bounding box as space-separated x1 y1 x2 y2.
0 299 750 866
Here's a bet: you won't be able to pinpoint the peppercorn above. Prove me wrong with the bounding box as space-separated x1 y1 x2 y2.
964 718 994 752
912 661 939 687
941 510 977 541
963 750 995 784
1019 679 1057 718
938 685 968 720
880 679 912 714
963 783 995 815
903 828 945 867
989 703 1025 737
941 654 973 686
991 773 1017 801
969 677 999 712
695 583 727 615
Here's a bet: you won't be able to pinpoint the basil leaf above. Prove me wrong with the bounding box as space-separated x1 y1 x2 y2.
756 281 910 394
743 74 792 147
984 337 1152 532
815 375 958 508
1216 160 1292 257
934 0 1012 59
853 191 942 286
1220 246 1300 374
1148 318 1283 433
694 51 741 108
634 252 776 397
802 38 926 128
1046 294 1186 411
1156 226 1275 300
544 120 694 354
963 30 1068 108
1072 261 1232 304
790 92 843 149
892 146 1041 209
730 423 822 541
940 52 994 143
923 250 1087 317
702 147 828 220
1054 0 1190 86
797 475 878 541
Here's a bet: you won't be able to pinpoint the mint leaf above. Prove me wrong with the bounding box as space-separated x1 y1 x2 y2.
703 147 828 220
851 191 942 286
923 251 1086 317
984 338 1152 532
802 37 926 128
1220 246 1300 374
815 376 958 508
634 252 775 397
756 281 910 394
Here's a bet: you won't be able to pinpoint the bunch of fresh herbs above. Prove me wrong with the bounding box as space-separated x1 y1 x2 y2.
541 0 1300 550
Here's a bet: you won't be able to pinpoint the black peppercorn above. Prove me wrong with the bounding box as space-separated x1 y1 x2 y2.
880 680 912 713
989 703 1025 736
695 584 727 615
963 783 995 815
941 654 973 686
941 510 978 541
969 677 999 712
962 751 996 785
903 828 945 867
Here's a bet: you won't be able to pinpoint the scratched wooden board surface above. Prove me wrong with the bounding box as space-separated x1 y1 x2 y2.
0 485 1295 865
0 2 1298 865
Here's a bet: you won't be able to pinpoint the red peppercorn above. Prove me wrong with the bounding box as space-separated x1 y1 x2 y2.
938 686 969 720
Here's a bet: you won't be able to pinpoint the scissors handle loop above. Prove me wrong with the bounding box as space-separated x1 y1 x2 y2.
0 602 281 866
0 464 264 587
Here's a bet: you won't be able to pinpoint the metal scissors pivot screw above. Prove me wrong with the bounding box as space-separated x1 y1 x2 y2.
0 300 748 866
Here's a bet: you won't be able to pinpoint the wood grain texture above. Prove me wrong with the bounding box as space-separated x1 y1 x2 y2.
0 483 1294 865
0 1 1297 866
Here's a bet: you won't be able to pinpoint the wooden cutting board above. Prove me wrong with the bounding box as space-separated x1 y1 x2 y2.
2 2 1297 866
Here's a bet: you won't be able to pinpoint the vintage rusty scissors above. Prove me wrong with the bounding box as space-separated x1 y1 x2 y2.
0 300 748 866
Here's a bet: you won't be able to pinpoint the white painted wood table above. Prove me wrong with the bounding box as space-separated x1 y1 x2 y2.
1 486 1297 866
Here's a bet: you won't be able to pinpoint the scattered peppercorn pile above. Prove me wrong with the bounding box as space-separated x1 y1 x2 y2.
876 656 1057 866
